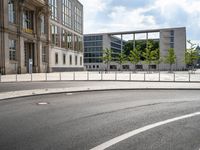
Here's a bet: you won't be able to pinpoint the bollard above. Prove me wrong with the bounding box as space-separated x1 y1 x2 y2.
174 73 176 82
45 73 47 81
31 73 33 82
87 72 89 80
73 72 75 80
189 73 191 82
59 72 61 81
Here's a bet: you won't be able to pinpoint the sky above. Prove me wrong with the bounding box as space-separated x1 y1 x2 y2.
79 0 200 45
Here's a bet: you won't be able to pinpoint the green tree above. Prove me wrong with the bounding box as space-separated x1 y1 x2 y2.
165 48 176 72
128 48 140 72
142 40 157 72
185 40 199 71
154 48 163 71
102 48 112 71
116 52 127 71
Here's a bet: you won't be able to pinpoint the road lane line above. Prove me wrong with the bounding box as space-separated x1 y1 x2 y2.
90 112 200 150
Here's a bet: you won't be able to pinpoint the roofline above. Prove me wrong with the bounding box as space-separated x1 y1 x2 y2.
84 27 186 36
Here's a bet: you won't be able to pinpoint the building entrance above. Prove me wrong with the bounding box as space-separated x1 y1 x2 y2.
24 42 34 73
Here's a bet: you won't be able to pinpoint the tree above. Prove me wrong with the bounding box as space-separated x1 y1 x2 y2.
142 40 157 72
185 40 199 71
128 48 140 72
165 48 176 72
101 48 112 71
154 48 163 71
116 52 127 71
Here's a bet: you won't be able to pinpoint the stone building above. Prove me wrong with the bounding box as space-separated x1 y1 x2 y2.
48 0 84 72
0 0 84 74
0 0 50 74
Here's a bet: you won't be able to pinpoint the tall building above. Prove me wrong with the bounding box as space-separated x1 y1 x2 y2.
0 0 84 74
48 0 84 72
0 0 50 74
84 27 187 71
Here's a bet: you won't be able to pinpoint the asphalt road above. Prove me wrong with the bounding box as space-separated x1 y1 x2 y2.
0 90 200 150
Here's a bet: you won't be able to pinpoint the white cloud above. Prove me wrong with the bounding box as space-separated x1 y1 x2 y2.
79 0 200 42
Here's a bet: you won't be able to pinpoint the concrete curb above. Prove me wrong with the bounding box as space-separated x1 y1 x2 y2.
0 86 200 101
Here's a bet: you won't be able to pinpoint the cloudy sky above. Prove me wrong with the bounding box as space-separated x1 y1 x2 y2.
79 0 200 44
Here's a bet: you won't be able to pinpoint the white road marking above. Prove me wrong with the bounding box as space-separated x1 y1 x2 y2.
66 93 73 95
90 112 200 150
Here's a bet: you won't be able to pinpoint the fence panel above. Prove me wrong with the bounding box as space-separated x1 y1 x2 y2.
116 72 129 80
102 72 115 80
190 73 200 82
160 73 174 82
1 75 17 82
32 73 46 81
88 72 101 80
74 72 87 80
131 73 145 81
60 72 74 80
16 74 31 82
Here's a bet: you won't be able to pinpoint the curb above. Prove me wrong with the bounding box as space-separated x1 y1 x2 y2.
0 87 200 101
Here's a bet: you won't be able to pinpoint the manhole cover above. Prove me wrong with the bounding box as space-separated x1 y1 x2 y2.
37 102 49 105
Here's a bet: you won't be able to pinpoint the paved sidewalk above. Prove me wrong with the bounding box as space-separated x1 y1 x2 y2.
0 82 200 100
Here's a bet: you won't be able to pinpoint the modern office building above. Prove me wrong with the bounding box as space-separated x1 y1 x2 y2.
84 27 187 71
84 34 126 71
0 0 50 74
0 0 84 74
49 0 84 72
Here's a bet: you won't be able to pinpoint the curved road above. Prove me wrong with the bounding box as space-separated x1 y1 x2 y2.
0 90 200 150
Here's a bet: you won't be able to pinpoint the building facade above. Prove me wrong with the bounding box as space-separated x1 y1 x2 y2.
49 0 84 72
84 34 125 71
84 27 187 71
0 0 84 74
0 0 50 74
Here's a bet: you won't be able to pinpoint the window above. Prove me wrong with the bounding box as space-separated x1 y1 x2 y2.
62 0 72 27
41 15 45 34
63 54 66 64
80 57 82 65
23 10 34 33
67 32 73 49
69 55 72 65
42 46 47 63
74 6 82 33
75 56 77 65
55 53 58 64
9 39 16 61
51 25 59 46
8 0 15 23
49 0 58 20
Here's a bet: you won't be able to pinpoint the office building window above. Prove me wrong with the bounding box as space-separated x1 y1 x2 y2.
41 15 45 34
51 25 59 46
8 0 15 23
69 55 72 65
75 56 77 65
67 32 73 49
55 53 58 64
23 10 34 34
62 0 72 27
80 56 82 65
74 6 82 33
9 39 16 61
42 46 47 63
63 54 66 64
49 0 58 20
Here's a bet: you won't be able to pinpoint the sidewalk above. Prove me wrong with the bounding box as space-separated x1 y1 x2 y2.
0 82 200 100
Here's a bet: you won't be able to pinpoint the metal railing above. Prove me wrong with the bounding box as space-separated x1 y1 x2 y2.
0 71 200 83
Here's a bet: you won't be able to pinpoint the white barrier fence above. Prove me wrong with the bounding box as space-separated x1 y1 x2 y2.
0 71 200 83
